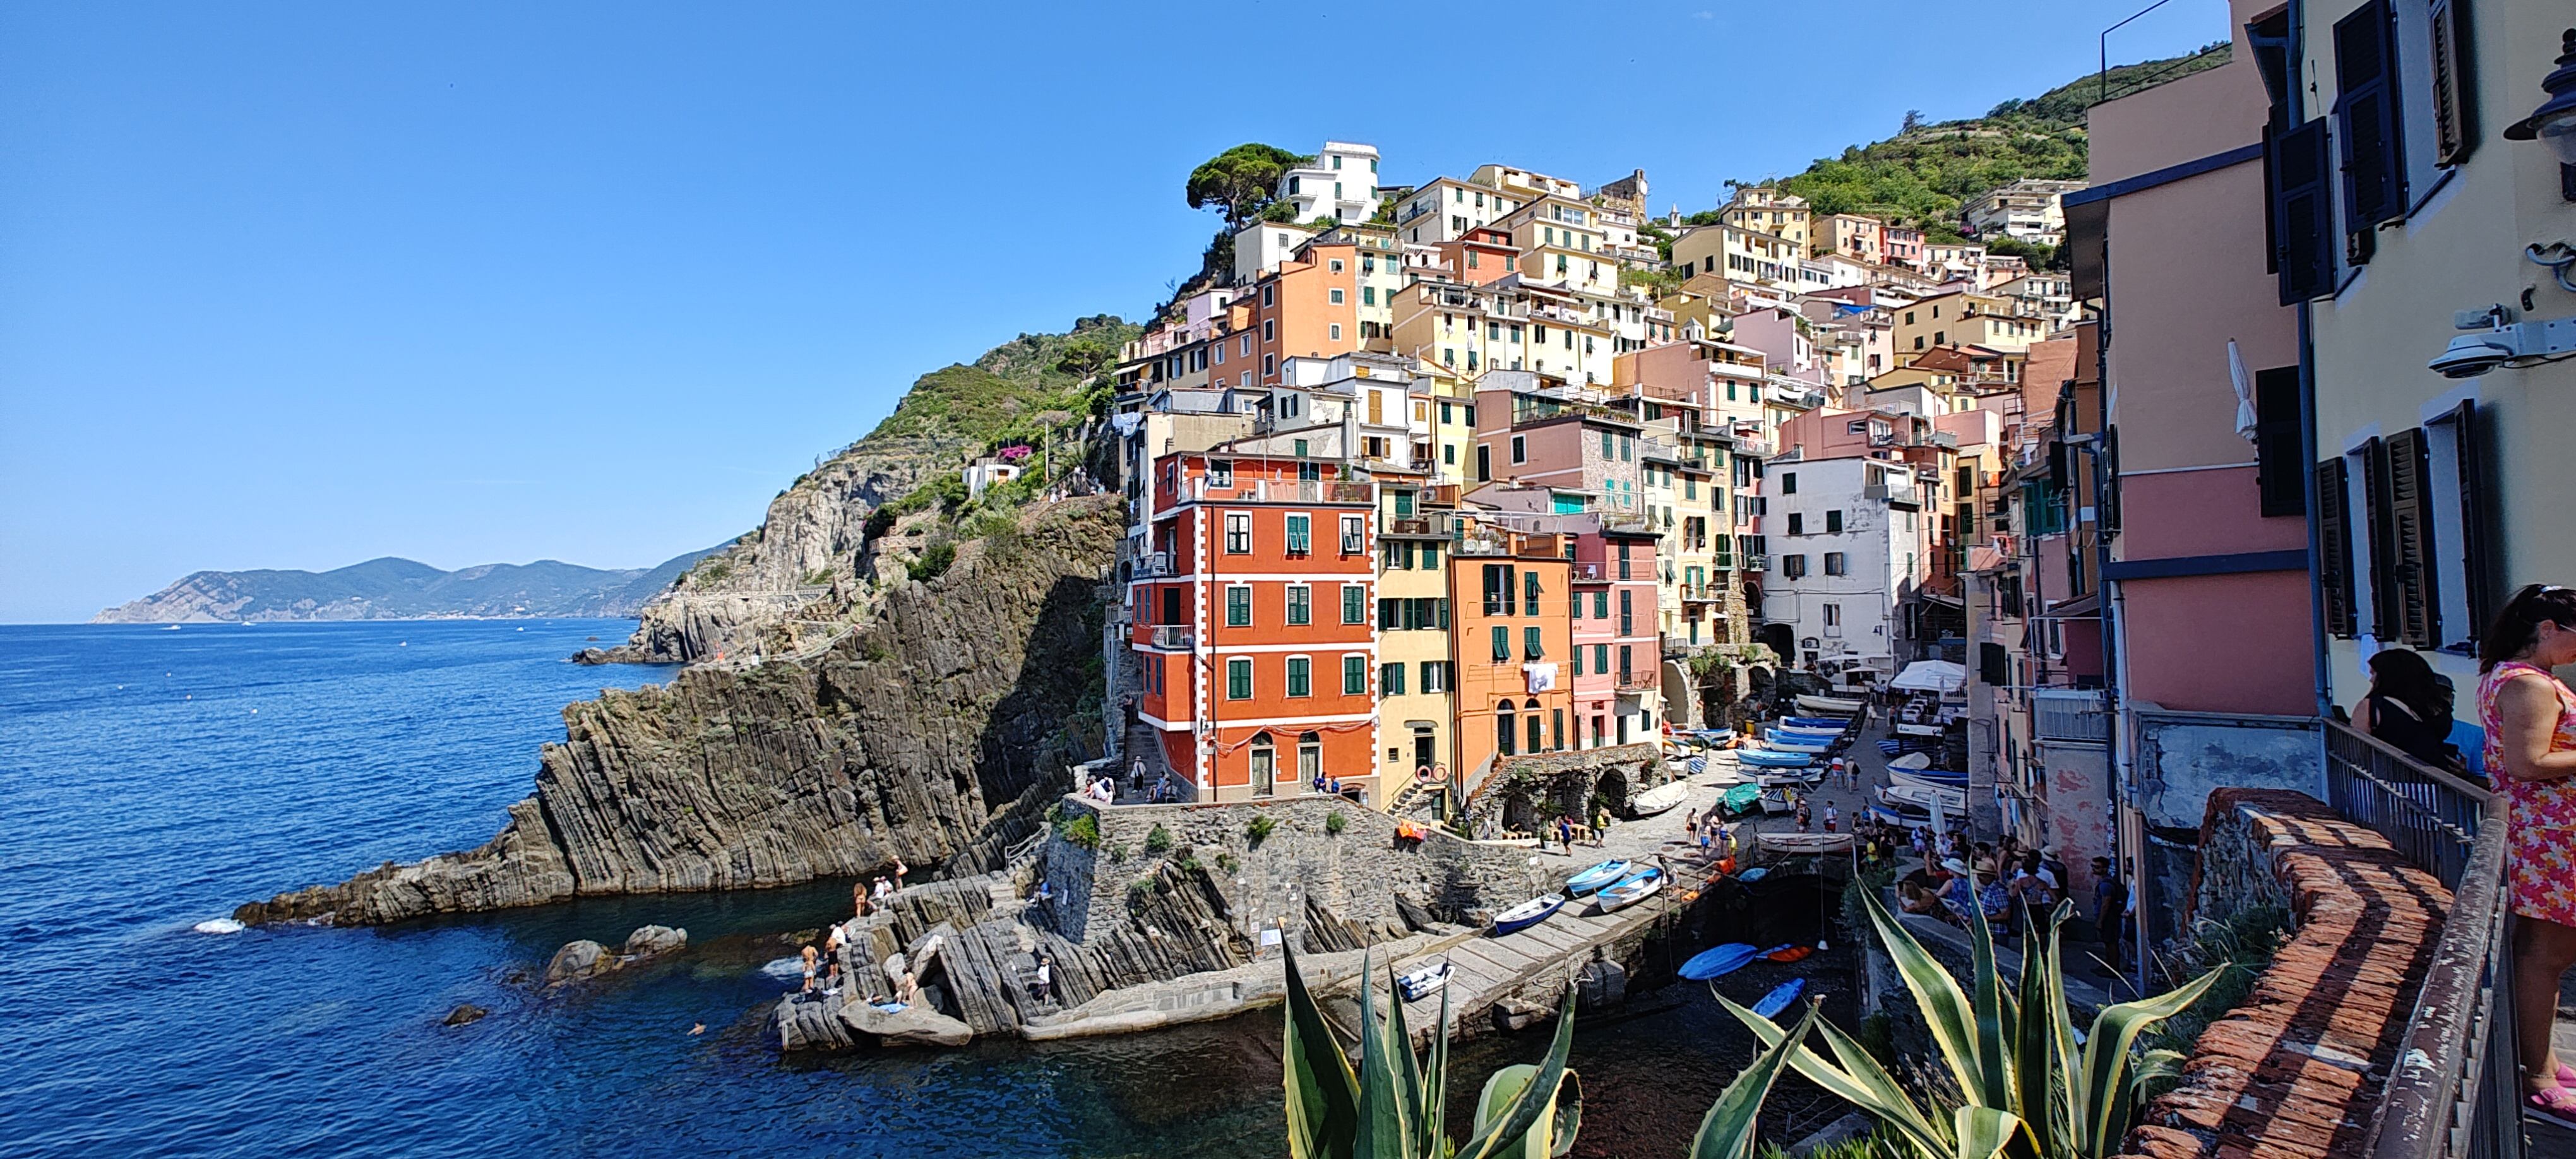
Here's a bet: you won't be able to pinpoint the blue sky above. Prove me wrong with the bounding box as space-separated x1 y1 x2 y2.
0 1 2224 622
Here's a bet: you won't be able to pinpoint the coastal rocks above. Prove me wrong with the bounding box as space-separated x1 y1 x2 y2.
844 1001 973 1047
443 1003 490 1026
234 497 1123 927
544 940 611 985
624 925 687 956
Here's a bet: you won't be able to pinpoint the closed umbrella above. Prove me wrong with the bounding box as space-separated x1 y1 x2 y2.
2227 338 2259 444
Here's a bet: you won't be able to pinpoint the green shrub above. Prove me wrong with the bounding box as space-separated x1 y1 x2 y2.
1214 852 1239 873
862 506 897 541
1246 814 1277 846
1109 843 1130 864
910 542 956 582
1058 812 1100 850
1144 824 1174 855
1324 811 1347 836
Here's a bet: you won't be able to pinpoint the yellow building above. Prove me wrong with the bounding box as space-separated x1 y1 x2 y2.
1390 280 1618 387
1717 186 1810 251
1890 290 2048 357
1374 480 1458 794
1669 223 1804 291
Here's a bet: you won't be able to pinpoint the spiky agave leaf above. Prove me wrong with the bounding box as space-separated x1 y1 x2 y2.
1421 982 1452 1159
1854 873 1986 1107
1469 1063 1581 1158
2074 968 2223 1158
1354 956 1414 1159
2010 903 2058 1136
1959 869 2013 1110
1282 941 1361 1159
1952 1105 2044 1159
1691 1002 1827 1159
1721 996 1950 1159
1455 982 1578 1159
1386 965 1428 1156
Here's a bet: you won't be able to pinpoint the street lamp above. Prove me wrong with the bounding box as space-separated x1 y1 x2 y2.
2504 30 2576 166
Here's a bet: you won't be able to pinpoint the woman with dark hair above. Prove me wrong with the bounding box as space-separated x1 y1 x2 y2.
2353 647 2459 768
2478 585 2576 1124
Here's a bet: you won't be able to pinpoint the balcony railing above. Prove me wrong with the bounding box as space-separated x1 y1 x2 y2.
1148 625 1195 650
1614 670 1657 691
2030 689 2109 744
2327 720 2510 1159
1133 551 1175 579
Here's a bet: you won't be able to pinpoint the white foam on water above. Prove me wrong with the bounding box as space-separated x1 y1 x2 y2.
759 956 806 980
194 918 246 935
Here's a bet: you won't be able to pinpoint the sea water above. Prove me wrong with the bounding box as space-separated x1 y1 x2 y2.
0 620 1815 1157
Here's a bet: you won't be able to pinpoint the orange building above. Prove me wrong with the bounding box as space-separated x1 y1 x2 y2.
1248 241 1363 384
1130 451 1378 801
1446 520 1574 795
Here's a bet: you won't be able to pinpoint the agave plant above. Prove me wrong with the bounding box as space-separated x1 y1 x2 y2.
1722 883 2219 1159
1282 941 1818 1158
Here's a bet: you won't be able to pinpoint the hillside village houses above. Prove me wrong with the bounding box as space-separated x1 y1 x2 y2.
1087 138 2081 827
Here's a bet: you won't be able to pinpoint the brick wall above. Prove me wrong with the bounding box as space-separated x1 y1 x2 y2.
2120 788 2450 1159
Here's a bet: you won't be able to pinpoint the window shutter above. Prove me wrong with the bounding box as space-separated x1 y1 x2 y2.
2362 436 2397 637
2254 367 2305 516
2428 0 2476 167
2267 119 2334 302
2334 0 2407 253
2384 427 2441 647
2452 399 2496 639
2316 458 2357 638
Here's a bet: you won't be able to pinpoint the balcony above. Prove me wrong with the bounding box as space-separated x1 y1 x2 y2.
1133 551 1176 578
1383 513 1453 538
1147 625 1195 650
2029 689 2109 744
1863 483 1921 511
1191 478 1374 504
1614 670 1657 692
1571 562 1604 581
1681 585 1724 603
1600 511 1656 535
1741 554 1770 572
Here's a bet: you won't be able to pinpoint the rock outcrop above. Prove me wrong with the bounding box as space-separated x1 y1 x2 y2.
235 497 1124 926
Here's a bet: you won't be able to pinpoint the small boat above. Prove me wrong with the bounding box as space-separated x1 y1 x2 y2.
1679 942 1761 980
1753 978 1808 1019
1890 770 1969 794
1796 694 1865 715
1880 783 1967 816
1780 716 1850 731
1491 894 1566 936
1736 866 1770 883
1760 832 1856 855
1764 944 1815 963
1757 770 1823 789
1564 859 1636 896
1760 732 1834 754
1760 789 1797 816
1719 783 1764 818
1595 866 1667 912
1630 782 1691 817
1887 751 1933 771
1397 960 1453 1002
1736 748 1814 769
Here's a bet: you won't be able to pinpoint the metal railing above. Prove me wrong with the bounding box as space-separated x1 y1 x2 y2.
2030 689 2111 744
2329 720 2517 1159
1148 625 1195 650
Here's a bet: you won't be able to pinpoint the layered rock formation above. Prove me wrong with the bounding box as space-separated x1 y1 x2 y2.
236 496 1124 926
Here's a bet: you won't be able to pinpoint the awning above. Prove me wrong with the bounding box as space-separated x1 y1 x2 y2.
1888 660 1969 694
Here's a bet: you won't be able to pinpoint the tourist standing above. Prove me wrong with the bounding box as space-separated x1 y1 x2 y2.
2475 586 2576 1122
2091 857 2127 973
1823 804 1838 833
2353 647 2463 770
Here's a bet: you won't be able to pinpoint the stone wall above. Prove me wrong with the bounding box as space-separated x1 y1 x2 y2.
2118 788 2450 1159
1038 793 1539 947
1464 743 1663 835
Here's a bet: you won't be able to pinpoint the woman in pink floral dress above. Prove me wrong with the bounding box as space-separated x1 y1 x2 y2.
2481 585 2576 1122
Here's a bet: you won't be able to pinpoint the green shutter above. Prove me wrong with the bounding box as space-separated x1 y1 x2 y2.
1344 655 1364 695
1491 627 1509 661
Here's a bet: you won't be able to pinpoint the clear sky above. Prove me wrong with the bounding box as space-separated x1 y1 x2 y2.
0 1 2225 622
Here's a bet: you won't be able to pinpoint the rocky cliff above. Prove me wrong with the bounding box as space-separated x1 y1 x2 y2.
602 318 1136 665
236 496 1124 925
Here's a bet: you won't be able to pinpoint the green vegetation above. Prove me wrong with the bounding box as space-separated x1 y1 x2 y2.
2138 904 2289 1100
1054 811 1100 851
1324 811 1347 836
1144 824 1175 855
1185 143 1313 229
1279 942 1815 1158
1728 885 2222 1159
1215 852 1239 874
1246 814 1277 847
1750 43 2229 232
909 542 956 583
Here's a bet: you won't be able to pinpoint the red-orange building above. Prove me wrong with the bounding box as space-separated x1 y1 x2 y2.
1131 451 1378 800
1447 520 1574 794
1248 241 1362 384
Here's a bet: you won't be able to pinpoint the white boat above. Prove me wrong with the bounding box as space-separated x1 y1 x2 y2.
1760 789 1798 815
1397 960 1453 1002
1757 770 1823 789
1760 832 1857 855
1594 867 1667 912
1760 732 1835 754
1880 783 1967 816
1890 770 1970 795
1630 782 1691 817
1492 894 1566 936
1795 694 1865 715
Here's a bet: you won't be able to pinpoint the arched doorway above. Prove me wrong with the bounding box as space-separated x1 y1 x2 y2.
1249 732 1276 797
1496 702 1517 757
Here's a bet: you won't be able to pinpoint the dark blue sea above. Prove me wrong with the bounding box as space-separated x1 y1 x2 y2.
0 620 1820 1157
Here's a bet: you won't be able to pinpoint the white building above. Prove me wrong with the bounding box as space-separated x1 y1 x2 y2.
1761 454 1928 680
1960 178 2086 246
1233 220 1320 283
1273 141 1385 226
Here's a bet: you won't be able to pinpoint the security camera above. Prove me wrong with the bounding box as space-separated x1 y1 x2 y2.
2430 334 2517 379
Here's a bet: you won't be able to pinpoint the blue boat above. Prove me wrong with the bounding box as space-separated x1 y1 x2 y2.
1679 942 1761 980
1491 893 1565 936
1737 867 1769 883
1563 859 1635 896
1762 731 1834 754
1736 748 1815 769
1595 865 1667 912
1753 978 1807 1020
1782 716 1850 731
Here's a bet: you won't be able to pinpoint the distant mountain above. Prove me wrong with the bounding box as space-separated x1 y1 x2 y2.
92 547 724 623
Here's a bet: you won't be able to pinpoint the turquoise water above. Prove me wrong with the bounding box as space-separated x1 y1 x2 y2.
0 619 1837 1156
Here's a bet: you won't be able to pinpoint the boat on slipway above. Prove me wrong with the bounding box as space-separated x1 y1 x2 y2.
1594 865 1666 913
1780 716 1852 732
1490 894 1565 936
1678 942 1760 981
1760 832 1856 855
1630 782 1691 817
1734 748 1814 770
1563 859 1635 896
1794 694 1864 716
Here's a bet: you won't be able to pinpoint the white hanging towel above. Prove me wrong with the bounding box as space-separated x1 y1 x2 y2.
2227 338 2260 444
1523 662 1559 694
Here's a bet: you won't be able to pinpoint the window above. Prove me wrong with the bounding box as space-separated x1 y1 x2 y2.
1341 653 1366 696
1286 585 1311 625
1328 323 1342 342
1592 590 1607 619
1594 643 1609 673
1363 286 1376 306
1617 543 1631 580
1572 646 1585 675
1520 570 1540 615
1342 583 1366 624
1328 258 1344 273
1619 590 1633 635
1491 626 1510 662
1263 319 1277 341
1619 645 1633 681
1286 657 1312 698
1824 552 1847 576
2333 0 2406 256
1227 585 1252 626
1340 514 1364 554
1227 658 1253 699
2253 366 2305 516
1329 288 1344 305
1825 509 1843 534
1381 662 1406 696
1822 603 1842 628
1510 435 1525 463
1299 733 1321 781
1524 626 1543 659
1787 513 1804 536
1285 513 1311 554
1419 660 1449 692
1476 444 1490 482
1782 554 1808 579
1209 460 1234 486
